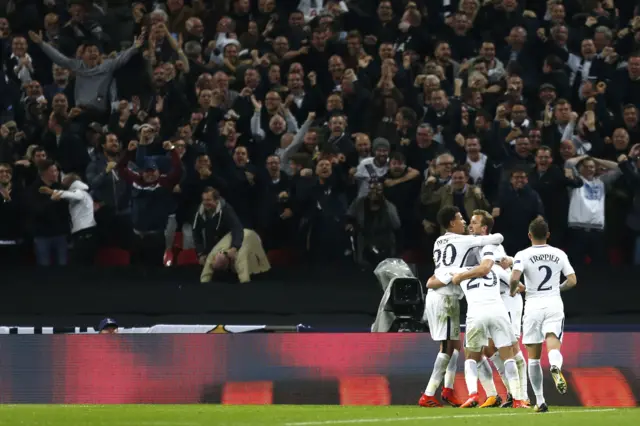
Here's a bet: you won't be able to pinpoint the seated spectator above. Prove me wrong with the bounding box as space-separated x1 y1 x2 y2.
195 187 270 283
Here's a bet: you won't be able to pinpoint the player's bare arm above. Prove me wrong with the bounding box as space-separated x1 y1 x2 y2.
427 275 447 289
452 258 494 285
559 273 577 291
509 269 523 297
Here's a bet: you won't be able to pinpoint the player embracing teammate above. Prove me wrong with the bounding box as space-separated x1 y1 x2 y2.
419 207 577 413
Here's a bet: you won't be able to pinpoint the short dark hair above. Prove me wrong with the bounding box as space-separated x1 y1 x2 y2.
529 217 549 240
398 107 417 126
0 163 12 173
389 151 406 163
38 159 56 174
452 165 469 176
437 206 460 230
472 209 494 233
202 186 220 200
31 146 46 159
544 54 563 70
510 166 529 177
346 30 362 41
290 152 311 168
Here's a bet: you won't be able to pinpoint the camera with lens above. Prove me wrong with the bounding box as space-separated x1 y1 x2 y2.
371 259 427 332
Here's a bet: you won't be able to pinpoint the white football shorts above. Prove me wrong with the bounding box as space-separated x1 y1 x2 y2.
423 291 461 341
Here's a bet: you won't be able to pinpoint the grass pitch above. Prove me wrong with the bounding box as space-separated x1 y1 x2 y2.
0 405 638 426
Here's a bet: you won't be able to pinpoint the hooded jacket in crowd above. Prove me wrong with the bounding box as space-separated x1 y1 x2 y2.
55 180 96 234
192 197 244 258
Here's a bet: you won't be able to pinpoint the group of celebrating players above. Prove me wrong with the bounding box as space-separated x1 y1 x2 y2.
418 207 577 413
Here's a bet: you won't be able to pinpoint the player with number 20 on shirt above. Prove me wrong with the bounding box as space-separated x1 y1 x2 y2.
419 206 503 408
510 217 577 413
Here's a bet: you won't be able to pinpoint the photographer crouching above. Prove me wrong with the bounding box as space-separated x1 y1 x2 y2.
194 187 270 283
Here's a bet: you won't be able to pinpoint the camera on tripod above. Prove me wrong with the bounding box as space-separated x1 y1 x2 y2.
371 259 427 332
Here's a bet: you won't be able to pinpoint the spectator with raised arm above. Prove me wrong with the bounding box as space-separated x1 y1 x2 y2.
28 29 145 116
565 154 622 264
117 139 183 266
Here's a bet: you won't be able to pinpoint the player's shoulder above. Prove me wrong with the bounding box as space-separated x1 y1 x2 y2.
481 243 500 255
490 264 510 280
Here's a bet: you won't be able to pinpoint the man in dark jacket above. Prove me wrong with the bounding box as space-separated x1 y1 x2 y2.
192 187 244 266
86 133 132 248
27 159 70 266
493 166 545 255
117 140 182 266
528 146 583 247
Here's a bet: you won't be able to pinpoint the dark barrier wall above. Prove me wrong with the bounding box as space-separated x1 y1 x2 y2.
0 333 638 405
1 265 640 327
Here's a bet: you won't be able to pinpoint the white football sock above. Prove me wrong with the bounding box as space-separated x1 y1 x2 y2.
548 349 564 370
425 353 450 396
477 357 497 397
444 349 459 389
514 351 529 401
490 352 509 393
528 358 545 406
464 359 479 395
504 359 522 401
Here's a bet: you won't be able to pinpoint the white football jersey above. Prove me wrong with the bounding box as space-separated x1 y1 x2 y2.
433 233 504 271
436 266 509 314
479 244 511 294
512 244 575 301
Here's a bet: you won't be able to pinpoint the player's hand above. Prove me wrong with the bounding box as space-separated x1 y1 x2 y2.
451 274 463 286
499 257 512 269
517 283 526 293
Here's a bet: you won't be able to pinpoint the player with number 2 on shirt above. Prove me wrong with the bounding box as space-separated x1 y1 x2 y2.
510 218 577 413
418 206 503 408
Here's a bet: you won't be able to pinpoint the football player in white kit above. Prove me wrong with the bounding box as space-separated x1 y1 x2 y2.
434 264 528 408
510 218 577 413
458 210 529 408
418 206 504 408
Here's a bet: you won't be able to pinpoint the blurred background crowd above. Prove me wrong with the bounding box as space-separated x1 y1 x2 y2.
1 0 640 273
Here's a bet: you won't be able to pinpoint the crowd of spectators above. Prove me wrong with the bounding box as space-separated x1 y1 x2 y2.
1 0 640 274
